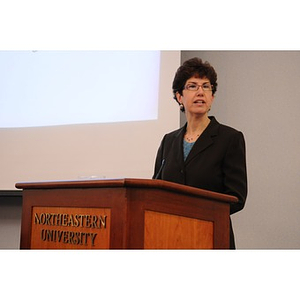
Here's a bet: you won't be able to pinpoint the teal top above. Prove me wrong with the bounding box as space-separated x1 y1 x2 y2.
183 140 195 161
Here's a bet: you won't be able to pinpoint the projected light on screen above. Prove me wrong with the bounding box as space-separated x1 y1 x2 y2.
0 51 160 128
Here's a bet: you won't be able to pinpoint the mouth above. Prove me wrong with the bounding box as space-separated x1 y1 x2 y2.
194 100 205 104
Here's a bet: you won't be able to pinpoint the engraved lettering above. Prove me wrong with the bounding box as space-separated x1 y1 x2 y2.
41 229 46 241
73 214 80 227
34 212 108 229
53 230 57 242
68 231 74 243
77 215 84 227
85 215 91 228
57 230 64 242
45 213 51 225
34 213 41 224
39 229 98 247
90 233 97 246
99 215 107 228
62 214 68 226
56 214 62 226
45 229 53 240
63 231 68 243
74 232 81 244
33 208 109 248
82 232 88 245
39 213 46 224
68 214 75 227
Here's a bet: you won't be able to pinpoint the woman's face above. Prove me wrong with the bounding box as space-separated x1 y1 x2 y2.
176 76 214 116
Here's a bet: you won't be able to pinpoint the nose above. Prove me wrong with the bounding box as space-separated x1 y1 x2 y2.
196 86 204 95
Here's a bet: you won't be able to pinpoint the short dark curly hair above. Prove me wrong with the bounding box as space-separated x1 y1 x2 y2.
172 57 218 109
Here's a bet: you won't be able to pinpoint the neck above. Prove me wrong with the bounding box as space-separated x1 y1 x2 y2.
186 115 210 134
184 115 211 142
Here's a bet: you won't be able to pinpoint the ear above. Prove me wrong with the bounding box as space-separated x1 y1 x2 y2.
207 95 215 112
175 91 182 105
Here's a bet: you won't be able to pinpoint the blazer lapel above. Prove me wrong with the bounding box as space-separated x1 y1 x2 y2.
172 125 186 165
184 117 219 165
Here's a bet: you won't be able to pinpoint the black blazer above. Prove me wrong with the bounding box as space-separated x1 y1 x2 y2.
153 116 247 248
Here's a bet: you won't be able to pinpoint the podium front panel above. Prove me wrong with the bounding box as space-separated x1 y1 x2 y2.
126 187 230 249
144 210 214 249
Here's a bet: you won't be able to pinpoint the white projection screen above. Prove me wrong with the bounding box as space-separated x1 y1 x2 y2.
0 51 160 127
0 51 180 189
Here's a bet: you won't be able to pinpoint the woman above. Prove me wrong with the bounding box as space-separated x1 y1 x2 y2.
153 57 247 249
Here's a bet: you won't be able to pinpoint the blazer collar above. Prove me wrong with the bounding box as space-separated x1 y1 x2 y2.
171 124 186 164
183 116 220 165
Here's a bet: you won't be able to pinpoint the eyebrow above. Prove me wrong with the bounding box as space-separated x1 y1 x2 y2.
186 80 210 85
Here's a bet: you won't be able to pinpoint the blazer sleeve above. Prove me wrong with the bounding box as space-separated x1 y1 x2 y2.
152 135 165 179
223 131 248 214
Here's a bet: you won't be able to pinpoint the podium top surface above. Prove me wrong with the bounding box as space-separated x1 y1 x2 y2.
15 178 238 204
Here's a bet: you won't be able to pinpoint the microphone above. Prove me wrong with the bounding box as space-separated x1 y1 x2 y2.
154 159 165 179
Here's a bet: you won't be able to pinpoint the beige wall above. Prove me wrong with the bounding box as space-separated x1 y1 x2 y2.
181 51 300 249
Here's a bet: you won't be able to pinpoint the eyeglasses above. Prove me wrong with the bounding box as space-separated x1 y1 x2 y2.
184 82 213 92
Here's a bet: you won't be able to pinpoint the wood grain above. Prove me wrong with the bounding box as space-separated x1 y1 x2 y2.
144 210 213 249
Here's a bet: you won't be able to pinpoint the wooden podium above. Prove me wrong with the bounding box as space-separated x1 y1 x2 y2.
16 178 237 249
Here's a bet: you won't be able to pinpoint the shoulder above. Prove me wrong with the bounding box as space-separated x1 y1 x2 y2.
162 124 186 140
209 116 244 138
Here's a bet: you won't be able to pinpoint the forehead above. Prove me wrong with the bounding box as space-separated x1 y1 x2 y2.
186 76 210 83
